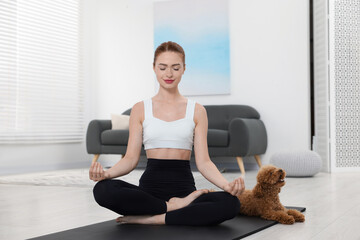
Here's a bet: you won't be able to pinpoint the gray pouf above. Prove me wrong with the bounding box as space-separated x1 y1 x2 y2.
269 150 322 177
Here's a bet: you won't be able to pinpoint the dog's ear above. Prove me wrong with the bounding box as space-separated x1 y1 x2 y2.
253 185 264 198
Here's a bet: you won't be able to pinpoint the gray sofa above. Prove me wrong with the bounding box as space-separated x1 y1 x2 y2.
86 104 267 175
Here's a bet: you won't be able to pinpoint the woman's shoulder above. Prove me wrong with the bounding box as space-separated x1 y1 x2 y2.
193 102 207 125
130 100 146 122
132 100 145 110
193 101 205 112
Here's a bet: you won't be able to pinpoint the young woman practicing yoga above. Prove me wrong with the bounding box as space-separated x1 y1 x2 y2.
89 41 245 226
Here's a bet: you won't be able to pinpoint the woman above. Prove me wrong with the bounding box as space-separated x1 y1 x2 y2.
89 41 245 226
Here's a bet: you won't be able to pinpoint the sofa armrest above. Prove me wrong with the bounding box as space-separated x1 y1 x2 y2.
86 120 112 154
228 118 267 156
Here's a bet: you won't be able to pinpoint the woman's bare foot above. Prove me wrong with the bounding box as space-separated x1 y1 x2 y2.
116 213 165 225
166 189 209 212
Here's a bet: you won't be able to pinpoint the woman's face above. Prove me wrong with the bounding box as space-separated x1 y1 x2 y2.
153 51 185 89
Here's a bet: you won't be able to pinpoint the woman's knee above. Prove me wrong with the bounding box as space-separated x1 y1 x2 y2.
221 192 241 219
93 179 112 206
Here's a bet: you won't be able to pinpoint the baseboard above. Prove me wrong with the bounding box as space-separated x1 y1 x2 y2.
0 161 90 176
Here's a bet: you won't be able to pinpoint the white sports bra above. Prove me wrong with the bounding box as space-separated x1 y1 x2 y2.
142 98 196 150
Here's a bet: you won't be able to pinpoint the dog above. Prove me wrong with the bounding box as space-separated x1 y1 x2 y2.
237 165 305 224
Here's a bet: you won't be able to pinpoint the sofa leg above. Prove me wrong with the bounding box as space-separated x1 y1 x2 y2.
92 154 100 163
236 156 245 176
254 155 262 168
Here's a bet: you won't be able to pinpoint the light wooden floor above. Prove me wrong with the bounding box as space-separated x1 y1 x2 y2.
1 169 360 240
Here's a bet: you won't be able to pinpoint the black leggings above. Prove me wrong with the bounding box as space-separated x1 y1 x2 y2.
93 158 240 226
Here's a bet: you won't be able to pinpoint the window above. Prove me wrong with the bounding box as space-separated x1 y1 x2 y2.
0 0 83 143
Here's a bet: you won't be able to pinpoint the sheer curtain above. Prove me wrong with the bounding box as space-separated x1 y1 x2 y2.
0 0 83 143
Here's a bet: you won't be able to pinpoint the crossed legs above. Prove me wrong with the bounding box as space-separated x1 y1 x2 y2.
93 179 240 226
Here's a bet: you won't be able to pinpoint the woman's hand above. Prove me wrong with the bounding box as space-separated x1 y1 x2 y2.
89 162 110 182
223 176 245 196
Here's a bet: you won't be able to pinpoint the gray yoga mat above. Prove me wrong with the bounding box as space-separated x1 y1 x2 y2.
29 206 305 240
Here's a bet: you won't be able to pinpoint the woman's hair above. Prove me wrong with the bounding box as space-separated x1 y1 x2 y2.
153 41 185 66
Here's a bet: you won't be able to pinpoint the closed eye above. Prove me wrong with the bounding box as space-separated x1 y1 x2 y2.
159 68 179 71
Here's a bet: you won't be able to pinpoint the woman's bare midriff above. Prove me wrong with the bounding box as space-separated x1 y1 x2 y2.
146 148 191 160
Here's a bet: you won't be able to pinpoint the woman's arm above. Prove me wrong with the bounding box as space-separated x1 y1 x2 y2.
105 101 144 178
193 104 244 195
89 101 144 181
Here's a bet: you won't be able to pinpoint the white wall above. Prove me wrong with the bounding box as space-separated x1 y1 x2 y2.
87 0 311 169
228 0 311 164
90 0 155 118
0 0 310 175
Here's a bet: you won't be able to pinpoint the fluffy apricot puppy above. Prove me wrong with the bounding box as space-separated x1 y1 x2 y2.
237 165 305 224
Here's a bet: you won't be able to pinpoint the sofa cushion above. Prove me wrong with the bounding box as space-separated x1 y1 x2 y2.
207 129 228 147
205 105 260 130
111 114 130 130
102 129 129 145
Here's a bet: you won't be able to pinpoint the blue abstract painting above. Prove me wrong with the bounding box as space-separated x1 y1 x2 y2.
153 0 230 96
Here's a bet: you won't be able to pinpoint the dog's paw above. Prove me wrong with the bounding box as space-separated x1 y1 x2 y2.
279 215 295 225
296 214 305 222
287 209 305 222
